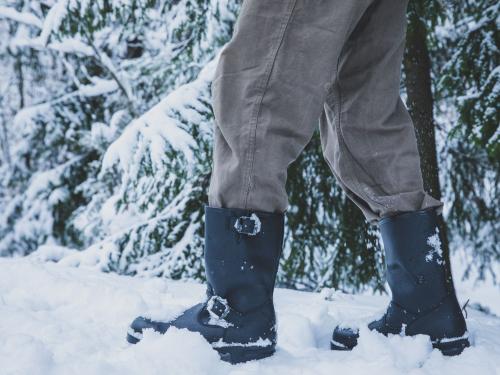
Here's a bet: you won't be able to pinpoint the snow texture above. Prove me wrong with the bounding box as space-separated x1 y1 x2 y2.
0 255 499 375
34 0 68 47
0 6 43 28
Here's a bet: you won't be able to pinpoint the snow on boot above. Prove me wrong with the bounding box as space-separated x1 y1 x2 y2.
127 206 284 364
331 209 470 356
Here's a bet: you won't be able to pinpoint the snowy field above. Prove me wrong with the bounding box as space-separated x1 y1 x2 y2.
0 253 499 375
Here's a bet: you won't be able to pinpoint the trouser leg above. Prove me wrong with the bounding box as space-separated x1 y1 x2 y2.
209 0 372 213
319 0 442 222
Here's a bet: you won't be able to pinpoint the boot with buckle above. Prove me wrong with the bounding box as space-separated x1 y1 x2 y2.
331 208 470 356
127 206 284 364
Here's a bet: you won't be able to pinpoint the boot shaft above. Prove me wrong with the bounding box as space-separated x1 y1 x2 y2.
204 206 284 313
379 209 450 313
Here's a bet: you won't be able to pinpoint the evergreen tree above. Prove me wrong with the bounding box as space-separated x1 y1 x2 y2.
0 0 496 292
437 0 499 280
0 0 240 280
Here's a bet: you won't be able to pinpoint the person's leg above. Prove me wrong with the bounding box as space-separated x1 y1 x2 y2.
129 0 375 363
319 0 441 222
209 0 372 213
321 0 469 355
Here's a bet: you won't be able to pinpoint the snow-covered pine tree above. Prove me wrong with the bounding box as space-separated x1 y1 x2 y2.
5 0 496 293
65 1 240 281
0 0 108 255
0 0 237 256
0 0 242 280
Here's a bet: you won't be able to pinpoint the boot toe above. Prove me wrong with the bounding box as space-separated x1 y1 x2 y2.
331 326 359 351
127 316 172 344
367 316 390 333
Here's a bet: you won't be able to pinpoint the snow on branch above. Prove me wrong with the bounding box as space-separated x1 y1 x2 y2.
101 58 218 176
34 0 68 46
0 6 43 28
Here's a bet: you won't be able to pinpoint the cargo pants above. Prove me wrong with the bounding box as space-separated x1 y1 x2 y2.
208 0 442 222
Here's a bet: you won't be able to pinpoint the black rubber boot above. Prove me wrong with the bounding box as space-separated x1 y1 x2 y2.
127 206 284 364
331 209 470 356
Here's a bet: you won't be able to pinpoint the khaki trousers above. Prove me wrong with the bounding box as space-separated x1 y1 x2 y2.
208 0 442 222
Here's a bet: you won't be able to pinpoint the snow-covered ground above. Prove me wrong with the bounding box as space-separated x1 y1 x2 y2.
0 255 499 375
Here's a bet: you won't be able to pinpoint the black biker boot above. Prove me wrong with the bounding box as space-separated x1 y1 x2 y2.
331 208 470 356
127 206 284 364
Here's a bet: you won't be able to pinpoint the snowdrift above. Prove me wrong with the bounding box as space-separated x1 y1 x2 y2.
0 255 499 375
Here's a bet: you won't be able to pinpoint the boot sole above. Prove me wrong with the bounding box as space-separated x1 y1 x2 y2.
330 338 355 351
216 345 275 364
331 336 470 357
127 328 142 344
432 337 470 356
127 333 141 344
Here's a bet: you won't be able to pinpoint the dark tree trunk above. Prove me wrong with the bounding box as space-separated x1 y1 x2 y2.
403 7 453 283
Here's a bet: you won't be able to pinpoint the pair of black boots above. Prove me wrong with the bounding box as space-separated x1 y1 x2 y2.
127 207 469 363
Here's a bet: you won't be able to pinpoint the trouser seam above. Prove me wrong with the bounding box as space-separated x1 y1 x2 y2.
240 0 297 209
333 31 390 212
319 0 390 214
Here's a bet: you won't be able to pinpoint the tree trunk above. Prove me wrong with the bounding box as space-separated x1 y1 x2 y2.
403 7 453 283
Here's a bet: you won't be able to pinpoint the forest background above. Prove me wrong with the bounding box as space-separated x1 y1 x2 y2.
0 0 498 292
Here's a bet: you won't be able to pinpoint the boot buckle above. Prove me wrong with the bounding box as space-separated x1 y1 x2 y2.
234 213 261 236
207 295 231 320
